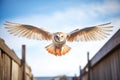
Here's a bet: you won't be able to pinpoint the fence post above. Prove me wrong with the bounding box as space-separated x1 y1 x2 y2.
79 66 82 80
87 52 90 80
22 45 26 80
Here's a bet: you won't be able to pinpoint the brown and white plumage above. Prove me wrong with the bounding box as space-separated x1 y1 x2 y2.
4 21 113 56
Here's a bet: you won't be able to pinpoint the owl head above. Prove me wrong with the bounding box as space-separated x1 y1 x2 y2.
53 32 67 43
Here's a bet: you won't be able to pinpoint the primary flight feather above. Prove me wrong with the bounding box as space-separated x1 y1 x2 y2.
4 21 113 56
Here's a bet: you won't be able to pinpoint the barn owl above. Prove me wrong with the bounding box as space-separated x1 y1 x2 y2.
4 22 113 56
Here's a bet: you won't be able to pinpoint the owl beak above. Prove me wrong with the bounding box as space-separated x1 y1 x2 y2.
56 36 60 41
58 36 61 41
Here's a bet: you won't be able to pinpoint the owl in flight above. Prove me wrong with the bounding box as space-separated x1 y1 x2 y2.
4 22 113 56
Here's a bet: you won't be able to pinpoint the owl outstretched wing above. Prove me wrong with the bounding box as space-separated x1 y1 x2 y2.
4 21 52 40
67 22 113 42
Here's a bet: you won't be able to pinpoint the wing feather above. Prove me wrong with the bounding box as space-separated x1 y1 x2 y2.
67 22 113 42
4 21 52 40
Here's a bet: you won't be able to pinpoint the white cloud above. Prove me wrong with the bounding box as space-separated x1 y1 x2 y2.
5 0 119 31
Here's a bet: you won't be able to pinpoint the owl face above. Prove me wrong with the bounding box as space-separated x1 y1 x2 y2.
54 32 66 43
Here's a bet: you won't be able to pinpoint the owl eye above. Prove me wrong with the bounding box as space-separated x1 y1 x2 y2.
56 35 59 38
61 35 63 37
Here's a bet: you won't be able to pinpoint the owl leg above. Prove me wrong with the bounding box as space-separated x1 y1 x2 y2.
45 44 62 56
45 44 71 56
53 44 71 56
45 43 62 56
55 46 62 56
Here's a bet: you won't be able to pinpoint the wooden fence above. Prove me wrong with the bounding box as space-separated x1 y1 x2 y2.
0 38 35 80
80 29 120 80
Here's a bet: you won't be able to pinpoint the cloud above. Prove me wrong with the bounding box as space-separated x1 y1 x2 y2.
2 0 119 30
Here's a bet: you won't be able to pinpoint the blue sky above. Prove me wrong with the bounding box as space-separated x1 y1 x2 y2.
1 0 119 22
0 0 120 77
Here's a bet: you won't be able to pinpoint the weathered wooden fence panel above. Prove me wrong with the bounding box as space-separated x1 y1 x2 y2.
0 38 35 80
80 29 120 80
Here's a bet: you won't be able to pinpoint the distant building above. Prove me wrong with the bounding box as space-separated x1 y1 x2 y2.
35 76 73 80
72 74 79 80
53 75 68 80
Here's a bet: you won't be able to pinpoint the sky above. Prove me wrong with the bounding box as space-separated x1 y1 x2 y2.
0 0 120 77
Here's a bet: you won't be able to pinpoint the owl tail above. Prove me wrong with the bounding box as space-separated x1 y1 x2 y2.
45 43 71 56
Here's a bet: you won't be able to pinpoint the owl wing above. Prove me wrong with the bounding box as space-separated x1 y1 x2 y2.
4 21 52 40
67 22 113 42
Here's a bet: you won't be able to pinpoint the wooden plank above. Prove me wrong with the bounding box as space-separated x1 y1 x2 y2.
18 65 22 80
118 48 120 80
1 52 5 80
0 38 21 64
112 48 120 80
0 49 3 80
4 54 11 80
12 60 19 80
